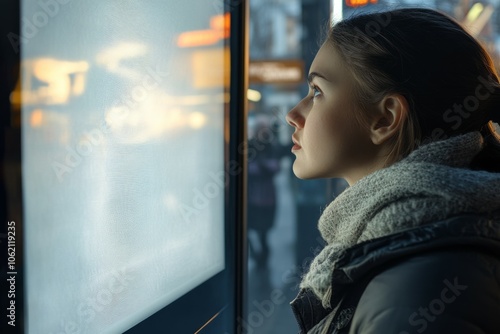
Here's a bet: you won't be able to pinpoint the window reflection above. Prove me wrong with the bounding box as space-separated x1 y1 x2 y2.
246 1 500 333
12 58 89 106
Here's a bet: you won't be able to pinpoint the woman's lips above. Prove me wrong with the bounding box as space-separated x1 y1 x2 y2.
292 136 301 151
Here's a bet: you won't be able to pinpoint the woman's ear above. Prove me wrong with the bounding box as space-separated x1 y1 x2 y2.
369 94 408 145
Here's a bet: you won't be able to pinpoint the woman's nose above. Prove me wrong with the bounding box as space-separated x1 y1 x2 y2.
286 102 303 129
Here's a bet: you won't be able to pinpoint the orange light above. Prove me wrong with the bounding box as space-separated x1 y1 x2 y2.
30 109 43 128
178 30 220 48
345 0 378 7
210 13 230 31
177 13 230 48
191 47 230 88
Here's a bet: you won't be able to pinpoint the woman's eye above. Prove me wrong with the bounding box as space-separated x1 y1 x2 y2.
312 86 321 98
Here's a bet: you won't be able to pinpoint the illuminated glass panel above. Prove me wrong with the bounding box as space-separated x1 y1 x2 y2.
22 1 227 332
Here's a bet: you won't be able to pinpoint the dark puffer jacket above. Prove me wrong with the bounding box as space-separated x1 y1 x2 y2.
290 213 500 334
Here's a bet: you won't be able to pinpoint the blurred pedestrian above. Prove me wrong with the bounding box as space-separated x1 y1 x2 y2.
247 116 281 269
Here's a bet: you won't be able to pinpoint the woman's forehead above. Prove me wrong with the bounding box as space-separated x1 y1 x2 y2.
310 43 345 79
309 42 351 85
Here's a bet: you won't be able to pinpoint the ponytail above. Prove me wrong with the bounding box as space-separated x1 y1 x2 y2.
471 120 500 172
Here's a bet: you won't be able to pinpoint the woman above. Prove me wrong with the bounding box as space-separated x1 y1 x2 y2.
286 8 500 334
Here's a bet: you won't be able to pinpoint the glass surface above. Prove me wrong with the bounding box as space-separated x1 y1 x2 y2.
21 1 227 332
246 1 335 333
246 0 500 333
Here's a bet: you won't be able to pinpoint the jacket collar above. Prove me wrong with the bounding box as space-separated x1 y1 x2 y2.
290 213 500 333
332 213 500 284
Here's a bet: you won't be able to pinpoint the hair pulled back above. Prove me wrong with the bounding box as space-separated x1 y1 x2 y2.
328 7 500 171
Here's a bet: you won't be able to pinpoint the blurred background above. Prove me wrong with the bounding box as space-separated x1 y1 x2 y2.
245 0 500 332
2 0 500 333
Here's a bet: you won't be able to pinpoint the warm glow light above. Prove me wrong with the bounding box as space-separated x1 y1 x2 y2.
17 58 90 106
247 89 261 102
463 3 494 37
72 72 86 96
210 13 230 31
188 112 207 129
345 0 377 7
177 29 229 48
104 93 190 144
33 59 89 105
174 95 212 106
178 13 230 48
191 47 230 88
103 91 224 144
9 78 21 107
488 120 500 142
466 3 484 23
30 109 43 127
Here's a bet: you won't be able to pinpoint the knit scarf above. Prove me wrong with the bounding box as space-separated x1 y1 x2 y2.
299 131 500 309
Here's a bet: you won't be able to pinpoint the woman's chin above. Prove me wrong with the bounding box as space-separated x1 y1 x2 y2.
292 162 339 180
292 164 318 180
292 164 306 179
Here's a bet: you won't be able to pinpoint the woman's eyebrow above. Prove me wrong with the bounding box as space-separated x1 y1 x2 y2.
308 71 331 84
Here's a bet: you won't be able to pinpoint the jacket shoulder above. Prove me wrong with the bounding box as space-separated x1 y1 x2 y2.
349 248 500 334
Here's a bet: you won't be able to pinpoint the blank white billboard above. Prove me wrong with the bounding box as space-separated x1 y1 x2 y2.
21 0 227 332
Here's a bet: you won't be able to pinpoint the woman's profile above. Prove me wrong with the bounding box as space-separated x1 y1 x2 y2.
286 7 500 334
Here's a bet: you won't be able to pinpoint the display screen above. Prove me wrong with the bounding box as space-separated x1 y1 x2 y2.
21 0 228 332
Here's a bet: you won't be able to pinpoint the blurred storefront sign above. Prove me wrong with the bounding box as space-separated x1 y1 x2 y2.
177 13 230 48
249 60 304 84
345 0 378 7
12 58 89 106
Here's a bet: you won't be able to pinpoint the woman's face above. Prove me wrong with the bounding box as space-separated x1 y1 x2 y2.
286 42 380 184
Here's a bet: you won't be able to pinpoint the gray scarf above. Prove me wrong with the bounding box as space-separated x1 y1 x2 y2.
299 131 500 309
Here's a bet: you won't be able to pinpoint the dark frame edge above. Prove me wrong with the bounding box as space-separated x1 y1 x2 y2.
228 1 248 334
